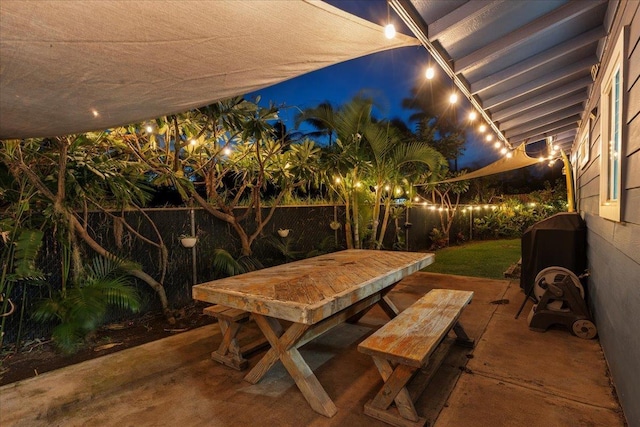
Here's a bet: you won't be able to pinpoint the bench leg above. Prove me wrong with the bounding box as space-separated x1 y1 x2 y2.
211 318 248 370
364 357 426 427
453 322 475 348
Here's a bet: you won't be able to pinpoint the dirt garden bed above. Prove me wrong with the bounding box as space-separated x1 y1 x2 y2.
0 301 216 386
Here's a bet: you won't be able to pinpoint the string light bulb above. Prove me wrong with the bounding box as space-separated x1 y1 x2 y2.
500 147 508 155
384 23 396 39
478 124 487 133
449 93 458 104
485 134 493 142
425 67 435 80
468 111 477 121
506 151 513 158
494 141 501 149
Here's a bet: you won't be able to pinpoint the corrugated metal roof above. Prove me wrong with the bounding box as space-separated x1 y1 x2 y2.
391 0 613 153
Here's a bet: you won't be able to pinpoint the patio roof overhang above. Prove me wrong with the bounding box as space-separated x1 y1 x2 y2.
391 0 614 154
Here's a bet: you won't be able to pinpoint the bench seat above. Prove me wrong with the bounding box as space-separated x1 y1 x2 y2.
203 305 270 370
358 289 474 427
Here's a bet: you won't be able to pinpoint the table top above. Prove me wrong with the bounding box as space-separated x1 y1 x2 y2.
192 249 434 325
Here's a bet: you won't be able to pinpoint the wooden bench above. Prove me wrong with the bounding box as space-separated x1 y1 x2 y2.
203 305 270 370
358 289 475 427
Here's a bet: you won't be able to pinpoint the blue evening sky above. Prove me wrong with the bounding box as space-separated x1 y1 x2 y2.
244 1 498 169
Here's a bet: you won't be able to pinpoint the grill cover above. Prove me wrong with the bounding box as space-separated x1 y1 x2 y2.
520 212 587 295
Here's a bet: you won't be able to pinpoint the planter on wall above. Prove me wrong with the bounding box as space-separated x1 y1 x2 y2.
180 237 198 248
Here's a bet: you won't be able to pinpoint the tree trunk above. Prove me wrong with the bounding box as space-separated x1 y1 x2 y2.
377 198 392 249
12 158 176 324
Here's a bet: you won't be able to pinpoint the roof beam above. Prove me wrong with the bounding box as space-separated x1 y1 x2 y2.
553 136 576 146
471 26 606 95
510 119 580 145
491 76 593 122
455 0 606 74
499 92 586 130
504 105 585 136
390 0 513 148
428 1 499 40
483 56 597 110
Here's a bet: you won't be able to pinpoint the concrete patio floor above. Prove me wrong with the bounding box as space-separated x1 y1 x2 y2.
0 272 626 426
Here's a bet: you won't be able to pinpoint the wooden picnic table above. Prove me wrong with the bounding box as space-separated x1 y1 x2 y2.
192 249 434 417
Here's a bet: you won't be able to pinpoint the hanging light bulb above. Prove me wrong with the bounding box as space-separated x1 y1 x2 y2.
506 151 513 158
485 134 493 142
425 67 435 80
190 139 197 146
222 147 232 156
384 23 396 39
449 93 458 104
539 156 546 162
468 111 477 121
500 147 508 155
494 141 501 149
478 124 487 133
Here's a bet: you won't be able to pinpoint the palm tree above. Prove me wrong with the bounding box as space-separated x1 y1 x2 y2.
303 96 445 249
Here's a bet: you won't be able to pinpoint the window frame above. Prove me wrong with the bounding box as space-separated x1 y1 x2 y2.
578 123 590 170
599 28 626 222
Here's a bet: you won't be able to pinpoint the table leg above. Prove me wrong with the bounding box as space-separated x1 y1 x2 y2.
245 314 338 418
348 286 399 323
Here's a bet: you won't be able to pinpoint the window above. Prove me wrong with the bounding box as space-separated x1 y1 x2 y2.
599 29 625 222
578 124 589 169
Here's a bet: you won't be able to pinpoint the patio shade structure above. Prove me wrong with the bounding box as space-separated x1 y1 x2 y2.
390 0 611 153
0 0 419 139
423 144 540 184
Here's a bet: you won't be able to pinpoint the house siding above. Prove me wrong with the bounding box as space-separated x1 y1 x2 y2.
574 1 640 425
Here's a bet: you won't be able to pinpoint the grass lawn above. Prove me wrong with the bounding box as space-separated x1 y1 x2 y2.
422 238 521 279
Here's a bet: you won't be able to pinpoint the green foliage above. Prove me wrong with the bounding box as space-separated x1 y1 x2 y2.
210 249 263 279
32 256 140 354
306 235 342 258
472 188 567 240
264 235 302 263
